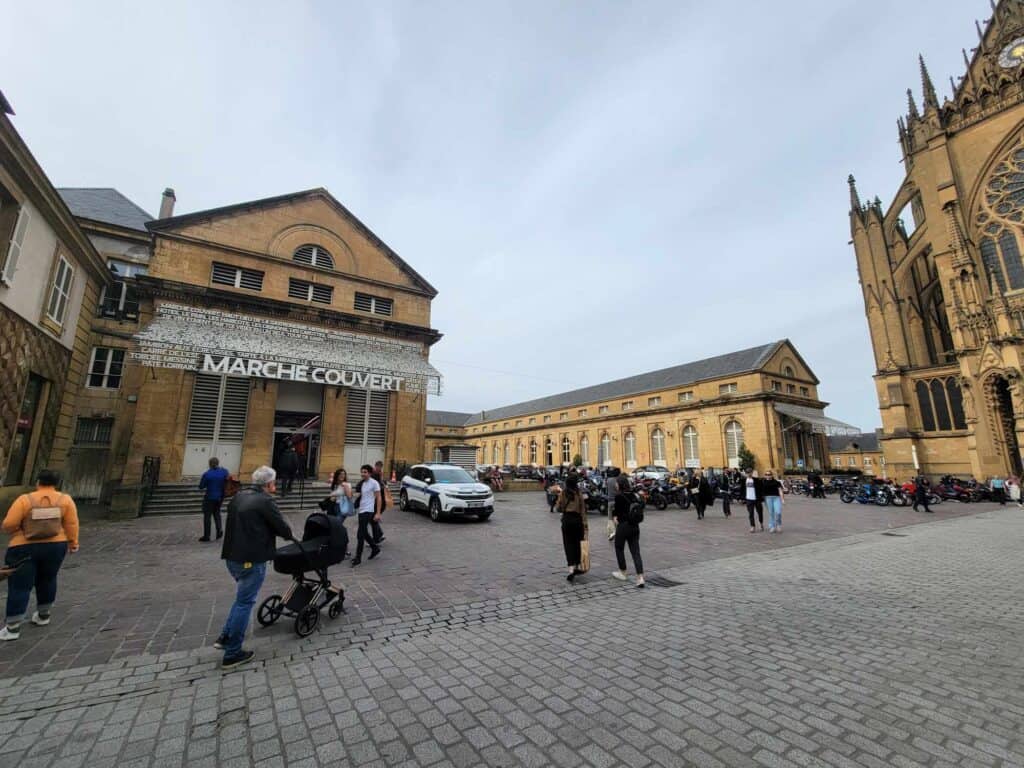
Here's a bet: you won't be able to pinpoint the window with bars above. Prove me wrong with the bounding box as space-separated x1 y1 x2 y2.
74 417 113 445
211 262 264 291
288 278 332 304
88 348 125 389
45 255 74 326
354 292 394 317
292 244 335 269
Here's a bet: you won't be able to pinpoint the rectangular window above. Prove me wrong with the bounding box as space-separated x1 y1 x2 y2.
787 384 796 394
45 255 74 325
848 457 857 466
622 401 634 411
543 415 551 423
529 417 536 425
1 204 30 286
648 396 661 407
74 417 113 445
863 457 873 467
88 347 125 389
211 262 264 291
516 420 522 427
503 422 509 429
833 457 841 467
289 278 333 304
800 386 810 397
771 381 781 392
598 405 609 414
354 292 394 316
559 412 567 421
678 391 693 402
719 383 738 395
578 409 587 418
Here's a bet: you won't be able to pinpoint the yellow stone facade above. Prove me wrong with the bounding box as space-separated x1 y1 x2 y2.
851 1 1024 481
427 341 841 474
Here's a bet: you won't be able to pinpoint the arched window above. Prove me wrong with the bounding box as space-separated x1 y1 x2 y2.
651 429 666 465
292 244 335 269
930 379 952 431
479 446 486 464
516 442 524 464
529 440 537 463
580 435 589 466
915 377 967 432
976 144 1024 292
624 431 636 464
561 435 571 464
783 365 794 377
599 434 611 466
683 425 699 467
946 377 967 429
503 442 510 465
433 447 442 462
545 438 554 466
492 444 499 464
724 420 744 467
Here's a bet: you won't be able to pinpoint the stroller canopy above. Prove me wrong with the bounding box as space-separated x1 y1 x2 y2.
303 512 347 560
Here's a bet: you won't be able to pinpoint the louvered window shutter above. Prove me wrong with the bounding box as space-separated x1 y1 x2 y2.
3 206 30 284
218 377 250 441
186 374 222 440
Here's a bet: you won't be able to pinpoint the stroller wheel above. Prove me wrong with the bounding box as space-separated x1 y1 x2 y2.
257 595 284 627
295 605 320 637
328 595 346 619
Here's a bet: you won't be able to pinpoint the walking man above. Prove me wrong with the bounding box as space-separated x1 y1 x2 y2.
912 475 933 514
371 460 388 545
198 457 229 542
351 465 381 566
278 443 299 497
216 466 293 668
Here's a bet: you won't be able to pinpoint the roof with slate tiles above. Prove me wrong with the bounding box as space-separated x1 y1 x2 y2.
426 411 475 428
57 188 154 232
828 432 880 453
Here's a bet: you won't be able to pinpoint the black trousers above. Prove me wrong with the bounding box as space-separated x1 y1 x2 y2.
694 499 707 519
746 500 763 527
202 499 223 538
721 494 731 516
355 513 378 559
614 521 643 574
372 507 385 542
281 474 296 495
912 497 931 513
561 514 584 567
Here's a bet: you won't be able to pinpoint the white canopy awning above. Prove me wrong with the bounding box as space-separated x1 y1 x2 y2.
132 303 442 395
775 402 860 436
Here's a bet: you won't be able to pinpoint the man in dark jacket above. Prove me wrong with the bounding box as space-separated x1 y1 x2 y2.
215 465 293 668
278 444 300 496
198 457 229 542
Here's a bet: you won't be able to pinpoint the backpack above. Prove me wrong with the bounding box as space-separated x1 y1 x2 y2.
627 497 644 525
23 493 64 540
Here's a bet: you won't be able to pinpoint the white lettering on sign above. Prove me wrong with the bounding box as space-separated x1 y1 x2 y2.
201 354 405 391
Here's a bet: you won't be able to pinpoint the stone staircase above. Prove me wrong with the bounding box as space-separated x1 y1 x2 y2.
142 480 403 516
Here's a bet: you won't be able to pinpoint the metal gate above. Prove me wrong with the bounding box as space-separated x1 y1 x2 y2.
343 389 389 470
183 374 250 476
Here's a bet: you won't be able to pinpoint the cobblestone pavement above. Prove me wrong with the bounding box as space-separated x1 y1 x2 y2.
0 505 1022 767
0 492 990 678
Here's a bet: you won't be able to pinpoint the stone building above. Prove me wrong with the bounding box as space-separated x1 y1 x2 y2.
427 340 857 473
0 92 112 498
850 0 1024 480
828 432 884 476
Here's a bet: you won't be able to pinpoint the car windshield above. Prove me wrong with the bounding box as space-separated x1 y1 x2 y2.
430 468 475 484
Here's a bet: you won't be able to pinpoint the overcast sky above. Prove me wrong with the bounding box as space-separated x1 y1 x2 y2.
3 1 984 428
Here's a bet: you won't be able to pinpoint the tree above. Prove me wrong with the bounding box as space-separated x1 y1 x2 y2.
737 443 757 472
572 454 583 467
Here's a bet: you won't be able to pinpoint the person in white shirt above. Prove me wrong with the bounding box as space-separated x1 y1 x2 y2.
744 470 764 533
351 465 381 566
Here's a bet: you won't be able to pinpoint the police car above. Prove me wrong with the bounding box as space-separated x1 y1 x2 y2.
399 463 495 522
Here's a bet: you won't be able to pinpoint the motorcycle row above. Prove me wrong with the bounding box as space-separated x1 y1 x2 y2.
543 473 730 515
836 475 997 506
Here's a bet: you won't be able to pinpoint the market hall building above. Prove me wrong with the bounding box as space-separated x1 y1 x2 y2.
426 341 858 473
59 187 441 507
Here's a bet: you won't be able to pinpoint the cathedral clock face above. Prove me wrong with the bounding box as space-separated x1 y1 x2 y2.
999 37 1024 68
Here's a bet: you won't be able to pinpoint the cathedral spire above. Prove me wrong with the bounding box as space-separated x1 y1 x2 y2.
848 175 861 211
907 88 921 121
920 54 939 110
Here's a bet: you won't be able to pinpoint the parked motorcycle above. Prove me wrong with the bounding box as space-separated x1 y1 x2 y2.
840 482 892 506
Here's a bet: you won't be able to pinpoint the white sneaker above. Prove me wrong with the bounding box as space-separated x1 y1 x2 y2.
611 571 628 581
30 612 50 626
0 627 20 641
636 577 645 588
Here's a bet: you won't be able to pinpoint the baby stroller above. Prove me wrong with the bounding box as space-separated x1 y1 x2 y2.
257 512 348 637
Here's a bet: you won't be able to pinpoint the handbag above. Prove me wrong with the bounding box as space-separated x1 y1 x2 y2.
337 495 355 518
578 538 591 574
318 497 334 512
23 494 64 540
224 476 241 497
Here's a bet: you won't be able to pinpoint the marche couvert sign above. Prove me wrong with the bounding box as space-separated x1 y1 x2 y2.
202 354 406 392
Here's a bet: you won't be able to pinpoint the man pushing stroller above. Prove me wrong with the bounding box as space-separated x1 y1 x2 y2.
215 465 293 668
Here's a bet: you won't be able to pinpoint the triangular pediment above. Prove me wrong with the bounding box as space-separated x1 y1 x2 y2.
148 188 436 296
761 340 820 385
979 340 1005 373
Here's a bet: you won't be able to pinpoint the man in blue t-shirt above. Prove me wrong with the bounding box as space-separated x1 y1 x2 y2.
199 457 231 542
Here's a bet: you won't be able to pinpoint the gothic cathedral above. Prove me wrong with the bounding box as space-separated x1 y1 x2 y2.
851 0 1024 481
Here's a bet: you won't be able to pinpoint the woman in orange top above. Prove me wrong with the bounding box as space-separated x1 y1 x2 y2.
1 469 79 641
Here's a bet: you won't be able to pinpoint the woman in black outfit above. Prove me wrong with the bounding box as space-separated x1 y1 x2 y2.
557 475 588 581
689 469 714 520
611 475 645 587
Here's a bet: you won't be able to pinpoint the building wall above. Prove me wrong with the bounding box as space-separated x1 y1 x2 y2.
829 449 885 476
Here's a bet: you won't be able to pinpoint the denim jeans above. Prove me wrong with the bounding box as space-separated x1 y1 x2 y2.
220 561 266 659
4 542 68 627
765 496 782 530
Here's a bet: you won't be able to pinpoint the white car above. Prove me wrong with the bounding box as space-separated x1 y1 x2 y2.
400 464 495 522
633 465 671 481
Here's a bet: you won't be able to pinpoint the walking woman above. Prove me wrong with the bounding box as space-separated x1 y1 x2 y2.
763 469 784 533
689 468 713 520
611 475 645 587
744 469 765 532
557 475 588 581
329 468 354 519
0 470 79 641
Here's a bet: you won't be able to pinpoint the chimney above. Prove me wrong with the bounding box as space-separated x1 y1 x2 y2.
159 187 176 219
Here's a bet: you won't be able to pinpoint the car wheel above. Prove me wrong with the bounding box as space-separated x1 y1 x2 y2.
429 497 443 522
399 490 409 511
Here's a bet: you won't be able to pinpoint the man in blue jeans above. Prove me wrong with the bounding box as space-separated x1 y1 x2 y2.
215 465 293 668
198 457 230 542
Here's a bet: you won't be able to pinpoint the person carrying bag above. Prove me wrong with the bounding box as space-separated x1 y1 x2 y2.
0 469 79 641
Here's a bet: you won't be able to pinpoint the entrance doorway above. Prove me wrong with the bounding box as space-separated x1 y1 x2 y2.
989 375 1023 475
272 381 325 480
4 373 47 486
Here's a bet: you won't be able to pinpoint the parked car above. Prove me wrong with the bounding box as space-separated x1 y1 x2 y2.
400 463 494 522
514 464 537 479
632 465 670 481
